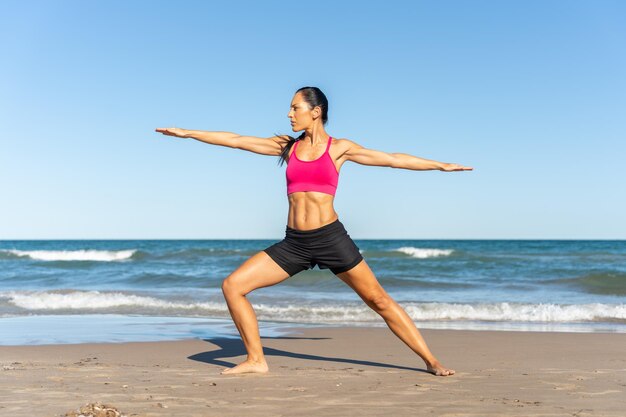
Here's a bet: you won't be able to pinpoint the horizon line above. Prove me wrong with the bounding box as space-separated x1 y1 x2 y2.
1 238 625 241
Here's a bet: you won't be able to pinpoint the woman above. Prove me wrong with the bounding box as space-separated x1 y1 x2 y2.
156 86 472 377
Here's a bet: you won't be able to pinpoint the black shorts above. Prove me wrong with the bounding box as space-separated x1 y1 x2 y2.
262 218 363 276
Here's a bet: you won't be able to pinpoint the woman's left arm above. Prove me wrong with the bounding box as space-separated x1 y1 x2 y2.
342 139 473 172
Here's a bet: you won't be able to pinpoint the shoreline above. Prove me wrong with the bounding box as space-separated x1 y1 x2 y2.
1 325 625 416
1 313 625 347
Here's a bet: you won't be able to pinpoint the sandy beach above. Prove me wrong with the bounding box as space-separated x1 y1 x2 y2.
0 326 624 416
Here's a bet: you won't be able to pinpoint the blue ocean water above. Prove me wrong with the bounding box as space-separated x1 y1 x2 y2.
1 239 625 344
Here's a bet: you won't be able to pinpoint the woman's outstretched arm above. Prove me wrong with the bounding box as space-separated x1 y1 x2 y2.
340 138 473 172
155 128 287 156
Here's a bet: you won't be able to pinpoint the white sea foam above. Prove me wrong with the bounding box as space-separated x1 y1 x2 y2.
2 249 136 262
2 290 624 324
2 290 219 311
396 247 454 258
402 302 626 322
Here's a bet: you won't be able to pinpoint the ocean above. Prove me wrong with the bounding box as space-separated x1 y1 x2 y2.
1 239 624 345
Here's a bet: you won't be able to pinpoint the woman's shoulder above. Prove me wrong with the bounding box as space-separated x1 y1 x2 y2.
333 136 360 143
332 137 362 151
331 137 364 162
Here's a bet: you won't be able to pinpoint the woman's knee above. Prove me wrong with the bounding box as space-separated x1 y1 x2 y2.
365 292 392 312
221 275 247 298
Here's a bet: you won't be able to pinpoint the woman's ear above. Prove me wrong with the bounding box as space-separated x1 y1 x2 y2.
312 106 321 120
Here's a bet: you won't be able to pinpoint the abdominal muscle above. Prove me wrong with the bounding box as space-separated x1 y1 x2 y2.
287 192 338 231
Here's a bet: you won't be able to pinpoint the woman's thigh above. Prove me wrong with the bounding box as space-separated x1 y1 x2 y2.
335 258 388 301
223 251 292 296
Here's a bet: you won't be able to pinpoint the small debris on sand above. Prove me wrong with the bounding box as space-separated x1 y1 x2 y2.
61 402 127 417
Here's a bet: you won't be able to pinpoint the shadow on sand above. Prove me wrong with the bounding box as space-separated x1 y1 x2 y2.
188 336 429 374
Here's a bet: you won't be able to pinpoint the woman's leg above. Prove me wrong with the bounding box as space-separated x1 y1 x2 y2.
336 259 455 376
220 250 292 374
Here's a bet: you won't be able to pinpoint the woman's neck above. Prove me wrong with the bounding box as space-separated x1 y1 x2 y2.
301 125 328 145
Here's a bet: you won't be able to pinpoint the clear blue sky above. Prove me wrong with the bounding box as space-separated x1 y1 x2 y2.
1 0 624 239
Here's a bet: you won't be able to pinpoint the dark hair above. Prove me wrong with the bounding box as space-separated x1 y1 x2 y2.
276 86 329 166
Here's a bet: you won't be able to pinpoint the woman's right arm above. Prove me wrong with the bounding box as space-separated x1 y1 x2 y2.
155 128 288 156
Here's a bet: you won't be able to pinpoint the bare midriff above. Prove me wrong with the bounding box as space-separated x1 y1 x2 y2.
287 192 338 231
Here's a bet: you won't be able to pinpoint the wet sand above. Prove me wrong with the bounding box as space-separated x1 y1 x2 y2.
1 326 625 416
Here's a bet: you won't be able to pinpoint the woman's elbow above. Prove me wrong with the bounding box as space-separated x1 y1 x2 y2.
389 153 401 168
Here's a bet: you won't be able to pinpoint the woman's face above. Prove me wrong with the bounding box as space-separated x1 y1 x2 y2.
288 93 316 132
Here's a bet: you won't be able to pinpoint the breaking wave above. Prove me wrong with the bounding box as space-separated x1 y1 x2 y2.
0 249 138 262
395 247 454 259
1 290 624 324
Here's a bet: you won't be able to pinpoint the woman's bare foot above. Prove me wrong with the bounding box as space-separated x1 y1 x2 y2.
221 359 269 375
426 360 455 376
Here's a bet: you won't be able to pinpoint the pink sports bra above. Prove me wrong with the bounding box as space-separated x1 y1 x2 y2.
286 136 339 196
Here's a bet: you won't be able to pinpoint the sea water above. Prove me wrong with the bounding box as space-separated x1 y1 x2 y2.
1 239 624 344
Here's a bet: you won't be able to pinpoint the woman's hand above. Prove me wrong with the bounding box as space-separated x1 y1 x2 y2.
439 162 473 172
155 127 190 138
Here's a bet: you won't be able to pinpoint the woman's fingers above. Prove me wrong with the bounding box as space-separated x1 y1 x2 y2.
442 163 473 171
155 127 182 137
